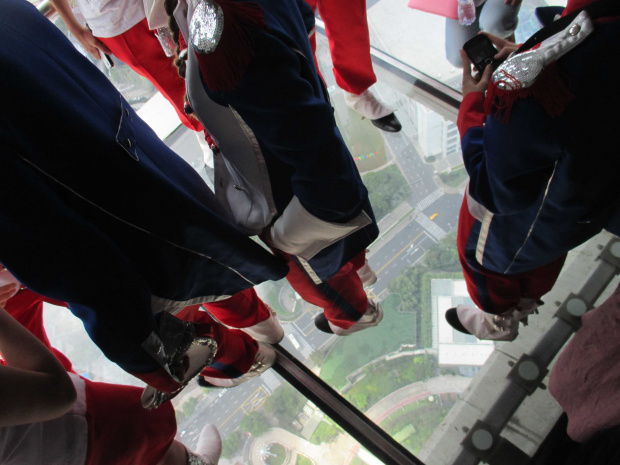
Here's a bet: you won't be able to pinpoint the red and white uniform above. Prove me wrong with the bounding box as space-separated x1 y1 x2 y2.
304 0 376 95
75 0 202 131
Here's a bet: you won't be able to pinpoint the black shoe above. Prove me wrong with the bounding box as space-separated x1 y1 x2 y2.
314 313 333 334
445 307 471 335
371 113 402 133
197 376 217 388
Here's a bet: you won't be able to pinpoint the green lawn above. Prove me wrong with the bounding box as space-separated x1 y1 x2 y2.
264 443 286 465
380 398 451 454
438 166 468 188
296 455 314 465
320 308 416 389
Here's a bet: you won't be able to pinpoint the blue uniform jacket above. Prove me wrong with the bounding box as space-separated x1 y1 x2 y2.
182 0 379 282
0 0 288 380
458 11 620 275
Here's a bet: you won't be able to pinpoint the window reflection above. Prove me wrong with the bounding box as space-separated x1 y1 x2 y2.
366 0 569 92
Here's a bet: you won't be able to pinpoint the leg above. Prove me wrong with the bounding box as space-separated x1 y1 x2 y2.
202 288 284 344
98 20 203 132
445 11 481 68
457 195 564 315
174 304 274 389
447 195 565 340
84 380 177 465
175 304 258 380
316 0 376 94
158 426 222 465
477 0 521 39
278 250 381 334
316 0 401 131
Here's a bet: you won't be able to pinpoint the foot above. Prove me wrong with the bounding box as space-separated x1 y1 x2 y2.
445 301 541 341
315 300 383 336
189 424 222 465
314 312 333 334
199 342 276 388
344 90 402 133
445 306 516 341
371 113 402 133
240 306 284 344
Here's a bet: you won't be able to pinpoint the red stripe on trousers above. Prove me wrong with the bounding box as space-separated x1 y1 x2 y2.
276 250 368 329
458 195 565 315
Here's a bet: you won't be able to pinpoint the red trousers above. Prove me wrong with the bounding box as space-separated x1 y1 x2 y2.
6 288 259 382
304 0 377 95
98 19 203 132
85 380 176 465
458 196 566 315
276 250 369 329
5 290 176 464
176 295 261 380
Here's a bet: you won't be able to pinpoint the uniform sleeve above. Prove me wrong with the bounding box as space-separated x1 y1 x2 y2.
0 145 167 382
458 91 562 215
205 30 367 224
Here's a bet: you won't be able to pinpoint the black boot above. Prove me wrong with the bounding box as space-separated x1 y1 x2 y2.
314 313 334 334
371 113 402 133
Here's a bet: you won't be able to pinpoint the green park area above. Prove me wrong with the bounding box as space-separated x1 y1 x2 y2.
319 231 462 388
438 166 468 188
319 306 416 389
296 455 314 465
225 231 465 459
380 398 452 455
310 419 344 445
363 165 411 221
343 354 437 411
264 443 287 465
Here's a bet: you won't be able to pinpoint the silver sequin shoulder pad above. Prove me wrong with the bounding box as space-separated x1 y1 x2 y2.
190 0 224 54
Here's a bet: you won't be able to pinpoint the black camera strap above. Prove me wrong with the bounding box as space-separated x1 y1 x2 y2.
517 0 620 54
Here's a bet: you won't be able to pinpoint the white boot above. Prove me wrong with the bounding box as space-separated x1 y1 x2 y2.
449 299 541 341
357 259 377 288
187 424 222 465
240 307 284 344
200 343 276 388
344 89 394 119
323 299 383 336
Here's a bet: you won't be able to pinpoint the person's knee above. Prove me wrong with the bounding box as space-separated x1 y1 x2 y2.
479 4 519 38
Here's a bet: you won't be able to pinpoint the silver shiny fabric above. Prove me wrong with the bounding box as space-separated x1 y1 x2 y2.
190 0 224 54
187 451 209 465
492 50 544 90
141 336 218 410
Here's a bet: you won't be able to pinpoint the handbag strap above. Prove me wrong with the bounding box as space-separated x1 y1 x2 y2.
517 0 620 53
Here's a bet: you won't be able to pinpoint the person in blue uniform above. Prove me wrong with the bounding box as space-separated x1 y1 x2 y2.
0 0 288 392
166 0 383 335
446 0 620 339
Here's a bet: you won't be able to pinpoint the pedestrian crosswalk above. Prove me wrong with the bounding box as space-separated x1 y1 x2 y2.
285 326 314 359
261 371 282 393
416 213 447 241
400 113 415 138
416 189 444 212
